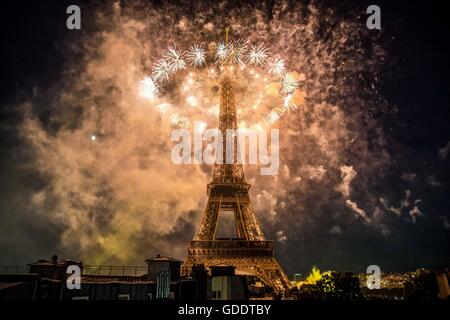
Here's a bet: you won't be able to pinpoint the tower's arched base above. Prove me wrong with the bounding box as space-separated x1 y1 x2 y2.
182 240 292 294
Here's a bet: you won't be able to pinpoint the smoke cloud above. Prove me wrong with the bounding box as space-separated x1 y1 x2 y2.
1 0 448 273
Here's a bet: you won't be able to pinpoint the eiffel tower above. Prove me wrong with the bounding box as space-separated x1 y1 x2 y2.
182 46 291 294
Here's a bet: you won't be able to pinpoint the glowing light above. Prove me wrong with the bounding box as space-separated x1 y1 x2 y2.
267 110 281 124
248 44 268 65
152 60 171 82
163 46 186 72
307 267 322 284
194 121 207 134
252 123 264 131
208 105 219 116
215 42 228 61
139 77 159 100
266 82 282 97
186 95 198 107
91 135 97 141
186 44 206 67
155 103 171 114
269 57 285 76
282 73 299 94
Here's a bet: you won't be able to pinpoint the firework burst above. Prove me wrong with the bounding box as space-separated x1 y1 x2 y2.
282 73 299 94
152 59 172 82
268 57 285 76
215 42 229 62
148 40 305 127
186 44 206 67
248 44 268 66
225 40 247 65
163 46 186 72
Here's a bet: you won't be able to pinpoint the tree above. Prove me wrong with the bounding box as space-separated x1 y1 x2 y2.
317 272 363 300
297 268 363 300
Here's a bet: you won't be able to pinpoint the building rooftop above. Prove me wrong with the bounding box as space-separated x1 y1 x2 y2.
29 259 81 267
146 254 182 263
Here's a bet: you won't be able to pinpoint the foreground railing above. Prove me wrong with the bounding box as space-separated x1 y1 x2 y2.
0 265 148 278
82 265 147 277
0 266 29 274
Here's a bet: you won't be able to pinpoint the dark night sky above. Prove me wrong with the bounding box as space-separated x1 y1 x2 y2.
0 0 449 274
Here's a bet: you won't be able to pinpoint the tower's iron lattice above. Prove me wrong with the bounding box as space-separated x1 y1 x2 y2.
182 75 291 294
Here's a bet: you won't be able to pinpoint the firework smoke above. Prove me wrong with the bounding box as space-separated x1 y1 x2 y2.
2 0 440 273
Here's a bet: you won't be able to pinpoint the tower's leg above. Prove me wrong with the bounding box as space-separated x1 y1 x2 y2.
182 255 292 294
195 195 221 240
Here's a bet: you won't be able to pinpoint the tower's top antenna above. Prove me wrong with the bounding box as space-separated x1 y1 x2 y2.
225 27 229 44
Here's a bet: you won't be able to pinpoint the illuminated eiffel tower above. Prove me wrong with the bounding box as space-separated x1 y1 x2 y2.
182 34 291 293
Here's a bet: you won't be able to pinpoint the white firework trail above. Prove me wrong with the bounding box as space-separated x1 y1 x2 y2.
163 46 186 72
268 57 285 76
215 42 229 62
139 77 159 100
186 44 206 67
248 44 268 65
152 59 171 83
283 93 297 111
282 73 299 94
225 40 247 66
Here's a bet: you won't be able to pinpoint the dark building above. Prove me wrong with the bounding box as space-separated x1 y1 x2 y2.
146 255 181 282
188 264 209 300
0 255 250 300
146 255 182 299
210 265 248 300
63 279 158 300
29 256 82 280
0 274 40 300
